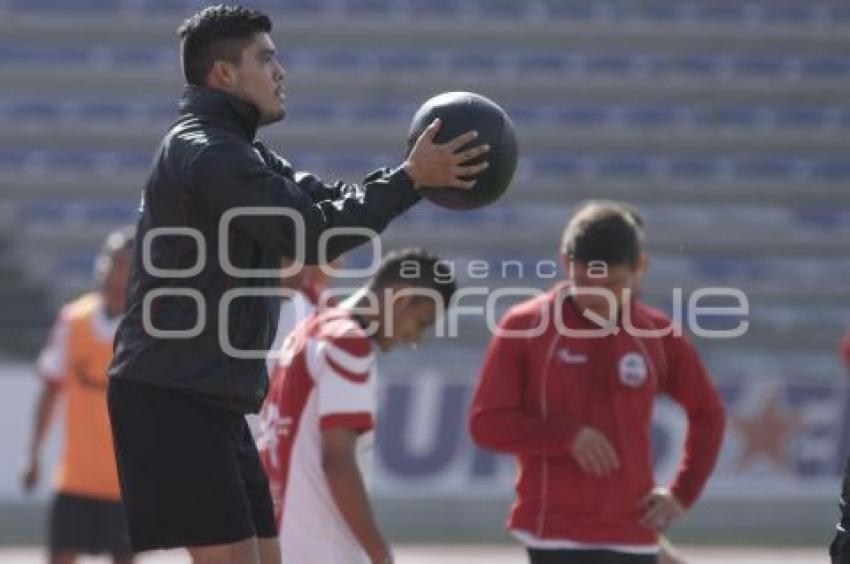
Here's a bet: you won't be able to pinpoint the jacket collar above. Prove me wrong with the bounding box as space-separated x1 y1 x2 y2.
178 85 261 139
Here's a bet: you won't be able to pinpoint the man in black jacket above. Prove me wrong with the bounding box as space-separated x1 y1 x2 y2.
107 6 488 563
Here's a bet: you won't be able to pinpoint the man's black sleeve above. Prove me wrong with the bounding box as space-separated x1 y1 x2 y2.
191 140 420 262
252 141 348 203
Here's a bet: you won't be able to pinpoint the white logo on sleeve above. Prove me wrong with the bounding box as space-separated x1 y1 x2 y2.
618 352 648 387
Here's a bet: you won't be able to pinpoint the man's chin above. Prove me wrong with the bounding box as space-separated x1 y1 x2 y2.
259 106 286 126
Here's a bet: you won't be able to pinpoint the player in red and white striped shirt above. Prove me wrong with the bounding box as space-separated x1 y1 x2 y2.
257 249 456 564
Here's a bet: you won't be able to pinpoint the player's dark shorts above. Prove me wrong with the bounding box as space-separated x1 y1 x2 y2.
527 548 658 564
49 493 132 556
832 528 850 563
107 377 277 552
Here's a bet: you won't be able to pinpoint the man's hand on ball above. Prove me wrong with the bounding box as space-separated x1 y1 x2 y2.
403 118 490 190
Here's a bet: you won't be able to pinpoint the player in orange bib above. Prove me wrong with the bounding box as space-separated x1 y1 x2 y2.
21 226 135 564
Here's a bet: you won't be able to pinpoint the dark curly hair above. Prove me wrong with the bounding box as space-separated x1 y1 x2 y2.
178 5 272 86
371 248 458 309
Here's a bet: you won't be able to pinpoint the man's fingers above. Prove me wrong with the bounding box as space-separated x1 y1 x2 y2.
585 442 616 475
641 499 676 530
454 144 490 163
640 504 664 528
422 119 441 141
586 448 609 476
575 452 595 475
445 130 479 150
448 178 476 190
598 439 620 471
455 161 489 177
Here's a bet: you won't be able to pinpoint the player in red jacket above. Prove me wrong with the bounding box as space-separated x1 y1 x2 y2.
470 201 726 564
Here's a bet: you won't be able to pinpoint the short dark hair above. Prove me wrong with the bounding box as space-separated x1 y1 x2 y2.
178 5 272 86
370 248 457 308
560 200 644 268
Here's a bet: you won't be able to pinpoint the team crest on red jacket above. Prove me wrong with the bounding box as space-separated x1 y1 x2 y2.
618 352 648 387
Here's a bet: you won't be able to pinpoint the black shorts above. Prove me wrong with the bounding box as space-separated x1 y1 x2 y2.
48 493 132 556
107 378 276 552
832 529 850 564
528 548 658 564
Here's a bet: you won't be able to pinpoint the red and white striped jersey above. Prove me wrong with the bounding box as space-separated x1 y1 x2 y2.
257 307 376 564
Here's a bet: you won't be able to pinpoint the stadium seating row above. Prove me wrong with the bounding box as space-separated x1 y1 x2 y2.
2 46 850 79
18 200 850 234
3 0 848 27
3 99 848 131
3 150 849 182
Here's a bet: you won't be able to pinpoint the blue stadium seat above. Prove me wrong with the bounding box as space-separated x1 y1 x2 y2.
803 57 850 77
811 160 850 180
110 47 170 66
85 202 136 223
552 106 607 126
22 202 67 222
516 53 571 73
670 55 719 76
736 158 796 179
538 0 596 21
597 157 652 178
249 0 323 15
761 5 818 23
0 150 31 170
0 44 89 65
475 0 528 19
697 106 761 127
583 55 634 75
696 4 748 23
343 0 394 16
76 101 134 121
668 158 719 179
532 157 582 177
735 56 789 77
794 208 850 230
774 106 828 128
407 0 458 17
622 106 678 127
347 104 405 122
377 51 432 72
286 102 336 123
143 0 196 14
637 3 679 22
450 53 500 73
114 152 154 170
8 102 61 121
320 153 386 173
48 151 96 170
505 104 546 125
146 101 179 120
8 0 116 11
693 257 768 281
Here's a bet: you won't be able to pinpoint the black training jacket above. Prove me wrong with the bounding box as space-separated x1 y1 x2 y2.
109 86 419 413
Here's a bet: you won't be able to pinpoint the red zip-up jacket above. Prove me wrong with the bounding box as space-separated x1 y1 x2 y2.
469 283 725 546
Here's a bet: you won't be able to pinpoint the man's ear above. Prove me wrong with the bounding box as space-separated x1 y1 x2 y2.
635 252 649 280
206 59 237 89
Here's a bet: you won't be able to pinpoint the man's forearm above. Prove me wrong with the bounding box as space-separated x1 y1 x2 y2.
323 454 388 562
27 385 59 459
